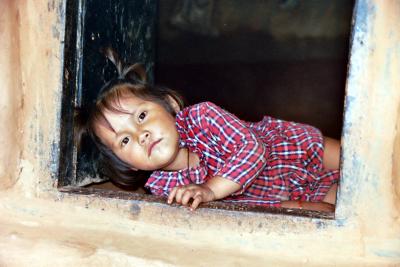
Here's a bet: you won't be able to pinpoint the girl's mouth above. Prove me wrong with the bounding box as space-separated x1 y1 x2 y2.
148 139 162 157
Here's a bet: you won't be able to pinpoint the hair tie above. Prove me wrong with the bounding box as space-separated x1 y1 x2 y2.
96 47 147 100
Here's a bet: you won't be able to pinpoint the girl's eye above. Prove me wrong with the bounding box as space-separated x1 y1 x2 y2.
138 111 146 122
121 137 130 147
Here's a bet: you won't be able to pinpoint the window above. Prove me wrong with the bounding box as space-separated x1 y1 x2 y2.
59 0 354 219
59 0 157 188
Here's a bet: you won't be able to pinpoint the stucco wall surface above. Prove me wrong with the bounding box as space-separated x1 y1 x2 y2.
0 0 399 266
0 0 24 190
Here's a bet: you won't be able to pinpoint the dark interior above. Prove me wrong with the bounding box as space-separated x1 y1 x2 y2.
155 0 354 139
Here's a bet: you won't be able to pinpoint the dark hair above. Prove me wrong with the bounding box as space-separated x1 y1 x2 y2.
75 48 185 189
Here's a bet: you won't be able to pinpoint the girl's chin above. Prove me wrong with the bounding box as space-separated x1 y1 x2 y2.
156 155 180 171
152 147 180 169
146 156 174 171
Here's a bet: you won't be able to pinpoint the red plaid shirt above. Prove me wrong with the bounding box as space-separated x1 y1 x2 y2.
145 102 339 207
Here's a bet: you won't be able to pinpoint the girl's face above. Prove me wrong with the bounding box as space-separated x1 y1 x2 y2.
94 94 181 171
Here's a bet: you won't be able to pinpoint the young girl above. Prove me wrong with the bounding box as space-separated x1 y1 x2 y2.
77 48 340 212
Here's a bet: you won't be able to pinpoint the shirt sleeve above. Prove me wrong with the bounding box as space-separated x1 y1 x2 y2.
145 170 191 197
194 102 268 195
145 164 210 196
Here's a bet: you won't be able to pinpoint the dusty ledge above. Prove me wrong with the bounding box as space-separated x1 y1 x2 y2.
59 186 335 219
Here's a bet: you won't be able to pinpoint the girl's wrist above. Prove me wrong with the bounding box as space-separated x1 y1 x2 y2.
205 176 241 200
200 183 216 202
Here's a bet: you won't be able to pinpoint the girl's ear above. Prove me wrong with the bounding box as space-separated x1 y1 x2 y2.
167 95 181 113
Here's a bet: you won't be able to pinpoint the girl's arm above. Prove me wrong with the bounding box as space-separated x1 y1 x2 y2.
169 102 266 210
198 102 267 193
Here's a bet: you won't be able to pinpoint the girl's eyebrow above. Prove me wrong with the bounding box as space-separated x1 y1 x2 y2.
100 104 135 133
98 115 123 149
96 112 116 133
99 104 139 135
96 98 144 135
104 115 117 133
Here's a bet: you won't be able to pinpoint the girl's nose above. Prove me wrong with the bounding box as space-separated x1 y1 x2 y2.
138 131 150 145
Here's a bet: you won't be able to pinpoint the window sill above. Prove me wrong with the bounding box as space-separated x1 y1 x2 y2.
59 186 334 219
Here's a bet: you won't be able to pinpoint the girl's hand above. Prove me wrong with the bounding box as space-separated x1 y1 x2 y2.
167 184 216 211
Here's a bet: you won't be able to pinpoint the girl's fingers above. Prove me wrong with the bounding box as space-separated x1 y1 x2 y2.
168 185 192 204
181 190 194 206
167 187 178 204
168 185 207 210
174 187 186 204
190 195 203 211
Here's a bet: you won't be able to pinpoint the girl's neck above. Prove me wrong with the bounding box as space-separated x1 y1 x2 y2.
161 148 199 171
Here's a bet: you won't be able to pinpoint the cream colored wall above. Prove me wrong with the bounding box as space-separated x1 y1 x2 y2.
0 0 23 190
0 0 399 266
394 106 400 207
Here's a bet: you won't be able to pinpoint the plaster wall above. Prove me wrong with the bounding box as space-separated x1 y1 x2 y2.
0 0 399 266
0 0 23 190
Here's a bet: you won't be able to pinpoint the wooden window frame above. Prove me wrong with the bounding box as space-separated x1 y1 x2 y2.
56 0 376 221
